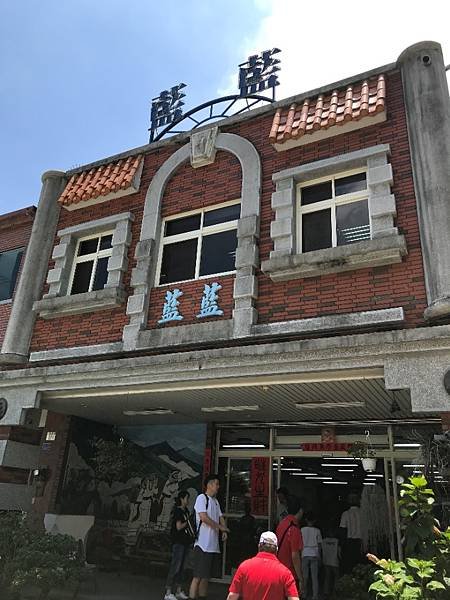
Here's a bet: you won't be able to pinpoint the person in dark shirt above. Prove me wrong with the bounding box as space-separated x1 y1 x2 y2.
165 491 195 600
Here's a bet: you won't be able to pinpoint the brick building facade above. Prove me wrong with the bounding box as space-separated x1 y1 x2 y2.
0 41 449 573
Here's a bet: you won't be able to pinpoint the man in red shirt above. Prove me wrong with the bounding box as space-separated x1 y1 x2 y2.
276 497 304 592
227 531 299 600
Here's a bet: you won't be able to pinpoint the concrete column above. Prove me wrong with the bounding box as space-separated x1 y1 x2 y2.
397 41 450 321
1 170 66 362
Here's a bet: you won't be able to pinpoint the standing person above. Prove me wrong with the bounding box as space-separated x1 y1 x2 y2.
276 497 304 595
227 531 299 600
340 494 362 574
238 501 257 563
276 487 290 523
301 513 322 600
164 491 195 600
188 474 228 600
321 526 340 600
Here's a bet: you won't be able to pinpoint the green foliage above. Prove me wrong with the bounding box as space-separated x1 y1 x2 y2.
0 512 84 600
335 563 377 599
349 441 376 459
368 476 450 600
399 476 437 558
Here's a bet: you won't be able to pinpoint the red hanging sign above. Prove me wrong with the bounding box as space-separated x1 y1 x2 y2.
203 447 212 479
251 457 270 516
300 442 353 452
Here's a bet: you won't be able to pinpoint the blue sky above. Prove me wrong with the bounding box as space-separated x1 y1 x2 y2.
1 1 449 214
0 1 269 213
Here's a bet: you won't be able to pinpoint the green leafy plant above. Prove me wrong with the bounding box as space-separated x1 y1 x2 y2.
335 563 377 600
0 512 84 600
349 440 376 459
367 476 450 599
399 476 437 558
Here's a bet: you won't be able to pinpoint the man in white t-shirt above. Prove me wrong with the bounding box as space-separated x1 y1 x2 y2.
188 474 228 600
340 494 362 574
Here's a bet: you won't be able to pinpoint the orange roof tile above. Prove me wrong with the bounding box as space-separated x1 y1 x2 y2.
269 74 386 145
59 154 143 209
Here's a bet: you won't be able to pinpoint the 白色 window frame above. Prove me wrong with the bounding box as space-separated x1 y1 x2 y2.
155 199 241 287
297 167 371 254
67 231 114 295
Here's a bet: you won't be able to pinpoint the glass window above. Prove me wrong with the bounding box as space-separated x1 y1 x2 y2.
335 172 367 196
78 238 98 256
302 209 332 252
92 256 109 290
199 230 237 277
203 204 241 227
158 202 240 285
299 170 370 253
301 181 332 206
159 238 198 285
336 200 370 245
0 248 24 301
165 214 201 236
71 261 93 295
69 233 114 295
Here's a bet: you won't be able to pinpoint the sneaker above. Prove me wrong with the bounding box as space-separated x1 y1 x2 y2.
176 593 189 600
164 594 177 600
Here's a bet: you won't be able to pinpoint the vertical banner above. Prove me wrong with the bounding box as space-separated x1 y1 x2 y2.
203 447 212 479
251 457 270 516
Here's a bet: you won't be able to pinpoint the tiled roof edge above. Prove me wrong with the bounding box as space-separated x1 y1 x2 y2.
66 62 397 176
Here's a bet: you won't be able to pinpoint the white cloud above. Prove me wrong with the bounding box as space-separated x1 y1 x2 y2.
219 0 450 100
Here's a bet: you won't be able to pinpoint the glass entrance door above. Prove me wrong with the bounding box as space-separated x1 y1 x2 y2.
217 456 271 580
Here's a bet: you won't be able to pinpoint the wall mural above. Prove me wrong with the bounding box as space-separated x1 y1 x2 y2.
58 418 206 570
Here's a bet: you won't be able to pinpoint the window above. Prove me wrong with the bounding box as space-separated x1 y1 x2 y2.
298 170 370 253
0 248 23 301
157 202 240 285
69 232 113 295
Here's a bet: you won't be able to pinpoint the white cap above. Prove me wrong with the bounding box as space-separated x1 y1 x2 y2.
259 531 278 548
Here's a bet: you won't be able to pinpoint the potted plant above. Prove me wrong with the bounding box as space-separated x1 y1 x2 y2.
349 440 377 472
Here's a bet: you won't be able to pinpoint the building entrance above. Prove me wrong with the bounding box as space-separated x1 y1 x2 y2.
215 421 447 582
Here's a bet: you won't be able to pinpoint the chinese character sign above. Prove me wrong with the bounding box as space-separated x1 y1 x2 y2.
150 83 186 140
250 457 270 516
158 288 184 324
197 282 224 318
238 48 281 99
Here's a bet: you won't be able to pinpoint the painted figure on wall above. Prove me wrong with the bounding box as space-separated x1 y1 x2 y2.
156 471 181 531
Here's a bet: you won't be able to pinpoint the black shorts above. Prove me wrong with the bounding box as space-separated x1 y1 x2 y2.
192 546 220 579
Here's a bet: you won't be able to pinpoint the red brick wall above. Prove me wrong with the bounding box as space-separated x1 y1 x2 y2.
147 150 240 328
31 149 171 351
227 71 427 325
30 69 427 352
0 219 34 346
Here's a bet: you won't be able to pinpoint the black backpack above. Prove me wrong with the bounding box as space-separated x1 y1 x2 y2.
190 493 209 540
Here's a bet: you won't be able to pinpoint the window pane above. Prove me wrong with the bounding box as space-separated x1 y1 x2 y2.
335 172 367 196
165 214 201 236
200 229 237 276
302 209 332 252
301 181 332 206
99 234 113 250
78 238 99 256
159 238 198 284
337 199 370 245
71 261 93 294
203 204 241 227
92 257 109 290
0 248 23 301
